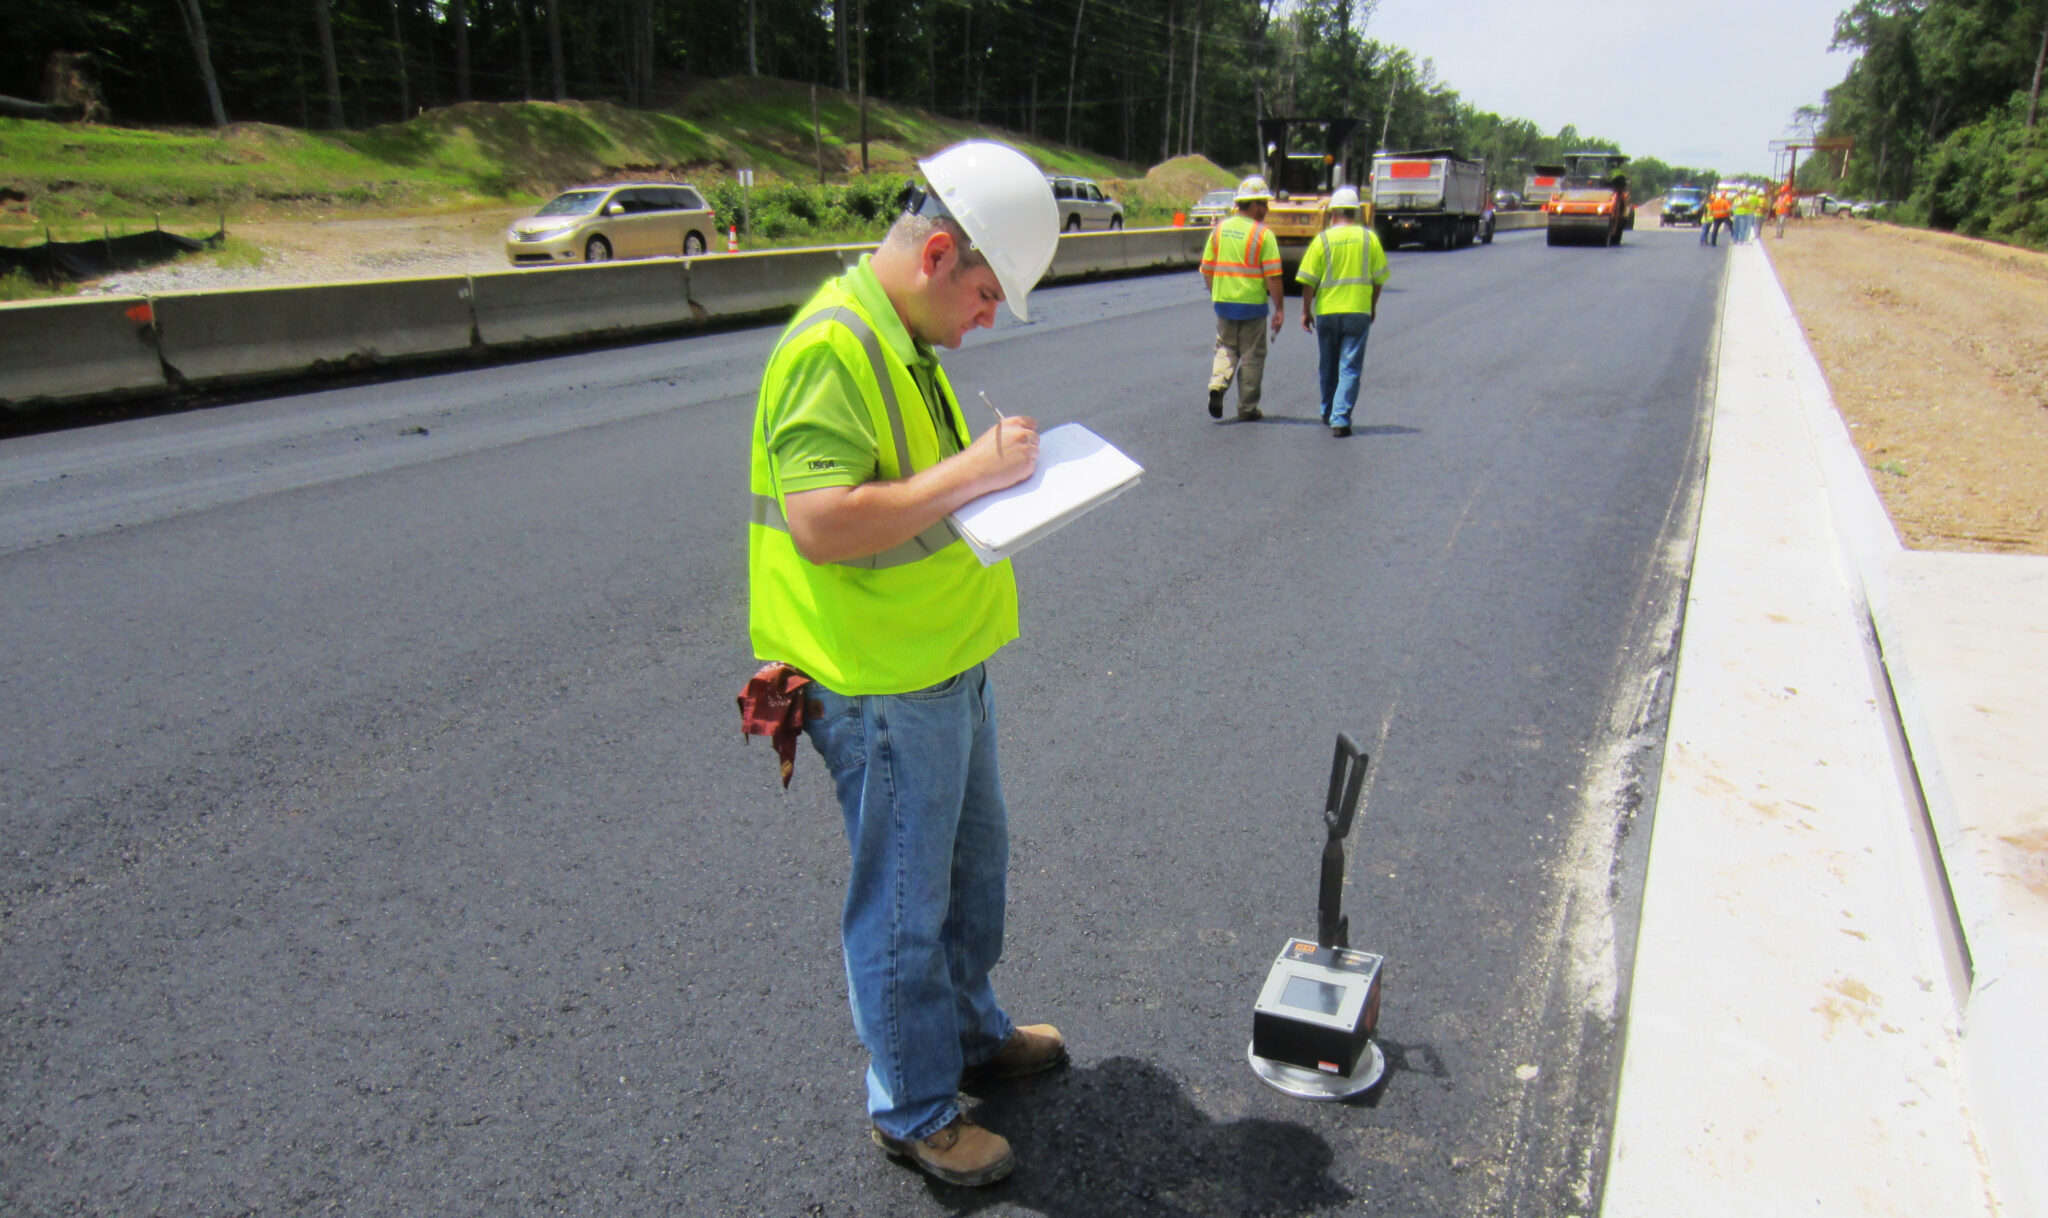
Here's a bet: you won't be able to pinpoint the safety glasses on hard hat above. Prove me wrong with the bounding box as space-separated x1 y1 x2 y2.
897 181 979 251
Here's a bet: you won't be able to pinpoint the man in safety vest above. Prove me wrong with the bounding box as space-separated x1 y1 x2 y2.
743 140 1065 1188
1295 186 1390 438
1201 175 1285 421
1705 190 1733 247
1735 188 1763 243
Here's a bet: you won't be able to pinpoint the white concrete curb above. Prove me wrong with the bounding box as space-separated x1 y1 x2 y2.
1757 238 2046 1218
1600 242 1997 1216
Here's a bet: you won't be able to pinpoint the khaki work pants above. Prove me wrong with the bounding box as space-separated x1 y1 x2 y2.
1209 314 1269 416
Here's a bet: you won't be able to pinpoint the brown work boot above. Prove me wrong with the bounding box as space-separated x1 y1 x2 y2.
962 1024 1069 1087
870 1116 1015 1187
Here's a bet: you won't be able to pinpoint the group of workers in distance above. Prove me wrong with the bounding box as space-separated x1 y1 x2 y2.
1701 183 1799 246
737 139 1403 1192
1201 175 1392 437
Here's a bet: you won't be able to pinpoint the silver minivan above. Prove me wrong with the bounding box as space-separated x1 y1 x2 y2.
1047 177 1125 232
505 183 718 265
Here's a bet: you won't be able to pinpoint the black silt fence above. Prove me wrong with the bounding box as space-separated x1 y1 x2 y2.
0 226 225 283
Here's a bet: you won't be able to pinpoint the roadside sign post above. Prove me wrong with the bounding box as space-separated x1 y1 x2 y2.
739 168 754 239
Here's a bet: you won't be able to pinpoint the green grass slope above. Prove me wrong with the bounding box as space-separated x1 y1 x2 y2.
1 77 1228 239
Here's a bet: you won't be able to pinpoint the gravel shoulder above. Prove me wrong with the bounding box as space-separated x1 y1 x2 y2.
81 207 2048 558
88 208 529 296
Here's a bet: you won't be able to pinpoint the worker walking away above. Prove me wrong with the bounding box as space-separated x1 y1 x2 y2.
1296 186 1390 438
1201 176 1285 422
1775 184 1796 238
740 139 1068 1189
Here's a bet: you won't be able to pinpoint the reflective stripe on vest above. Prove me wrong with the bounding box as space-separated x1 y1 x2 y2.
1204 217 1272 277
749 491 955 571
1206 216 1276 305
747 267 1019 695
1306 228 1378 314
750 306 958 570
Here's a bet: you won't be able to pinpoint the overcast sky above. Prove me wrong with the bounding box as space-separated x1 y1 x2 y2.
1364 0 1860 175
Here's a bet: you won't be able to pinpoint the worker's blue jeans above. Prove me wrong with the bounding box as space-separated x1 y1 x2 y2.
802 663 1016 1142
1315 311 1375 428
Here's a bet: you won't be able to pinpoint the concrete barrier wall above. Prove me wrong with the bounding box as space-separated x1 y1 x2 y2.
1048 230 1131 278
826 243 879 273
684 249 847 324
1496 211 1547 232
154 276 475 387
1121 227 1207 271
471 259 690 347
0 296 167 407
4 229 1216 410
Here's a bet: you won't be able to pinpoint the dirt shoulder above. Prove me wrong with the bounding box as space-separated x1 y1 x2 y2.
85 208 529 296
1767 219 2048 555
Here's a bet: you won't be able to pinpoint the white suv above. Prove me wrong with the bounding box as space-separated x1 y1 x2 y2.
1047 177 1125 232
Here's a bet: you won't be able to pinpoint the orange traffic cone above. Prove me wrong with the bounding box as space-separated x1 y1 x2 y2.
1173 212 1186 227
727 226 739 253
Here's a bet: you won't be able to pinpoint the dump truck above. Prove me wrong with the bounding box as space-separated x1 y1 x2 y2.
1369 149 1491 249
1255 116 1372 279
1544 151 1635 246
1522 164 1566 210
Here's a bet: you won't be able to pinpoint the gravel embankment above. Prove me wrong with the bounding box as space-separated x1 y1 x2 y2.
81 209 527 296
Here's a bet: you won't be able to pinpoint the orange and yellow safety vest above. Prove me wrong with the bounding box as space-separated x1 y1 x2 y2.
1201 214 1282 307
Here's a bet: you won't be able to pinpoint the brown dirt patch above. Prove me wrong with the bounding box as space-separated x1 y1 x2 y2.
1769 220 2048 555
230 208 529 281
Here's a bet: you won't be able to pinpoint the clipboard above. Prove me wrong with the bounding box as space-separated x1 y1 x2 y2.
947 423 1143 565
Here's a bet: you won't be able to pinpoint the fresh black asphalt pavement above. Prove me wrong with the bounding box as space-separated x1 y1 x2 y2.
0 225 1725 1216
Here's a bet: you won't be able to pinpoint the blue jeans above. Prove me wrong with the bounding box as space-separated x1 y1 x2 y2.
802 664 1016 1141
1315 311 1374 428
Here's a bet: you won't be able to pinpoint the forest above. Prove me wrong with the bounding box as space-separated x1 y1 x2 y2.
1816 0 2047 247
6 0 1715 199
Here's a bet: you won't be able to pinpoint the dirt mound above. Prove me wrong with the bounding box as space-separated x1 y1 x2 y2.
1143 155 1236 198
1100 155 1235 217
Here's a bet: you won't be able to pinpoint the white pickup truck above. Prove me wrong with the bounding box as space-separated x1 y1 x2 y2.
1370 150 1492 250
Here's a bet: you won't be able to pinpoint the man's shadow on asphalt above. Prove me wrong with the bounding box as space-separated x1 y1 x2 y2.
914 1055 1355 1217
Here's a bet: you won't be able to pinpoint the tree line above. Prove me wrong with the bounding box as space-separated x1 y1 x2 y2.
1818 0 2048 246
10 0 1715 192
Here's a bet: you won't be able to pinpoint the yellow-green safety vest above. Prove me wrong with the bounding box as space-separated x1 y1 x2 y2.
1298 225 1383 316
748 272 1018 695
1202 215 1281 306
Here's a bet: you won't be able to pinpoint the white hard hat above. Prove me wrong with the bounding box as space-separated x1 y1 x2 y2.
916 141 1059 322
1234 176 1273 204
1329 186 1361 210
